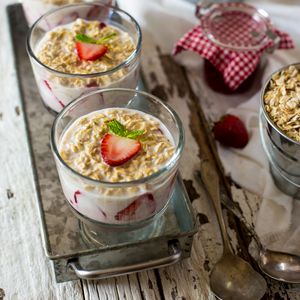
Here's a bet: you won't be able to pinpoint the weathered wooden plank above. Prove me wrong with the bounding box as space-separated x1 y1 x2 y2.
82 274 147 300
137 271 162 300
82 279 119 300
0 1 84 299
140 34 218 300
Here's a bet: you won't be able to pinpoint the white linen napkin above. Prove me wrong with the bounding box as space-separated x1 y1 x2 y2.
118 0 300 254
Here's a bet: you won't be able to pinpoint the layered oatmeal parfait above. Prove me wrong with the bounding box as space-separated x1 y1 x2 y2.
22 0 115 27
27 4 141 113
51 89 184 227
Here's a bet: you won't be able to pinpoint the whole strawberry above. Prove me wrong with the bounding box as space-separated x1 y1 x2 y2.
212 114 249 148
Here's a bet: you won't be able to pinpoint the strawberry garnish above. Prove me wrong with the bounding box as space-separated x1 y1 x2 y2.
114 193 156 221
101 133 141 166
76 42 107 61
75 33 116 61
212 114 249 148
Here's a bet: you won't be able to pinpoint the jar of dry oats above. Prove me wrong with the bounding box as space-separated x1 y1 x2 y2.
260 63 300 198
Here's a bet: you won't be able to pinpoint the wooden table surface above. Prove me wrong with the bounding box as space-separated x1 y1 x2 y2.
1 0 300 299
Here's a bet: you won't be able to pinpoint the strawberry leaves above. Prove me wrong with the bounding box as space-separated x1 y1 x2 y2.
108 119 144 140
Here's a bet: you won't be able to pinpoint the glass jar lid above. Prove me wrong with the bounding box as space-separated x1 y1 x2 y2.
197 2 274 51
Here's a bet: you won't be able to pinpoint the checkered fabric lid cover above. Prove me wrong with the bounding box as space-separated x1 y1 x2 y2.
173 2 294 90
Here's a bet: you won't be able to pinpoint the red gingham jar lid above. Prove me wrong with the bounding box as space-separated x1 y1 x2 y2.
196 2 273 51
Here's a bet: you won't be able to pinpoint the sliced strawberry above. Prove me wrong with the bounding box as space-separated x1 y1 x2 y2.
69 190 81 205
86 81 98 87
43 80 65 108
57 12 79 26
98 207 107 218
74 190 81 204
99 22 107 29
101 133 141 166
76 41 107 61
115 193 156 221
87 5 101 19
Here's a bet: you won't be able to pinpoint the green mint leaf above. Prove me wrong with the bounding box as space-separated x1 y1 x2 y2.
126 130 145 139
108 119 145 140
75 34 97 44
96 32 117 44
108 119 126 137
75 33 117 45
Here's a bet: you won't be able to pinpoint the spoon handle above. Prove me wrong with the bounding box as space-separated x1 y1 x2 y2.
200 159 232 253
219 185 263 250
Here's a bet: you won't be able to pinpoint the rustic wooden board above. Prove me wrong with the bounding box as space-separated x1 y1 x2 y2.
2 1 300 299
0 2 84 300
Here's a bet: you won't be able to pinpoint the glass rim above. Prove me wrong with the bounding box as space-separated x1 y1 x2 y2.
200 2 273 51
26 3 142 78
50 88 185 188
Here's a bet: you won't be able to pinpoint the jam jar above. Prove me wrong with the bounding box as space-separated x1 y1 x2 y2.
196 1 280 94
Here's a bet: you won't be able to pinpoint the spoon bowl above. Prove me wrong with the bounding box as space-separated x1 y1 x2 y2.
210 253 267 300
259 249 300 283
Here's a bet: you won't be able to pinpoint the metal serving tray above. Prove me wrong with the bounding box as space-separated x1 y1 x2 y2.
7 3 198 283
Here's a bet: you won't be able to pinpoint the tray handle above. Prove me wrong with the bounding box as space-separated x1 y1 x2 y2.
68 241 182 280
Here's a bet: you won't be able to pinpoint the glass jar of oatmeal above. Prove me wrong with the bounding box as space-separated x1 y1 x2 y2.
26 3 141 113
51 88 184 242
196 1 279 94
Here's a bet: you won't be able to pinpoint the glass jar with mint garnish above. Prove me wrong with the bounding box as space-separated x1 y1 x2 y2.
51 88 185 244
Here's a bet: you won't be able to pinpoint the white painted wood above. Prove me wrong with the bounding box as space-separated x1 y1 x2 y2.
82 279 119 300
0 1 83 299
137 271 162 300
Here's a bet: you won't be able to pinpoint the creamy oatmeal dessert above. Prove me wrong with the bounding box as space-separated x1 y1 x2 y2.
22 0 114 27
28 9 140 112
57 108 177 224
264 65 300 142
37 19 135 86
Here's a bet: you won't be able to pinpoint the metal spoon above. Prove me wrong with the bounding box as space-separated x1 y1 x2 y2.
200 160 267 300
218 183 300 284
200 159 300 284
